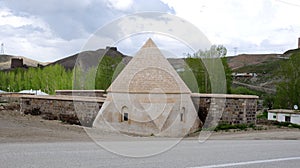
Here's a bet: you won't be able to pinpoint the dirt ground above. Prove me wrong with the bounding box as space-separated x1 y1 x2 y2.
1 106 300 143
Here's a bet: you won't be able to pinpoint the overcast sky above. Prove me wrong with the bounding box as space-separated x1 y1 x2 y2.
1 0 300 62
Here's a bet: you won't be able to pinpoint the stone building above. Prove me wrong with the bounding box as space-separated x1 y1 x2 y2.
11 58 24 69
93 39 201 137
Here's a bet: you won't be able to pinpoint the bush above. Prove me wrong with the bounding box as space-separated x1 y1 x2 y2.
257 111 268 119
214 123 250 131
274 121 300 129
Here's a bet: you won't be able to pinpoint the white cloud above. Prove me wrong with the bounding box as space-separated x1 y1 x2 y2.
0 0 174 61
0 7 85 62
161 0 300 55
2 0 299 61
107 0 134 11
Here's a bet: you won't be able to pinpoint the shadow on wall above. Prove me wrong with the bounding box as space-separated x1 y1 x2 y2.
198 106 208 124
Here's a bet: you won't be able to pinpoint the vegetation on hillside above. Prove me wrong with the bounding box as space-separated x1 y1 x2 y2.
73 55 124 90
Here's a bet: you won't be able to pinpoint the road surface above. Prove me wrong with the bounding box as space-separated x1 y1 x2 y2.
1 140 300 168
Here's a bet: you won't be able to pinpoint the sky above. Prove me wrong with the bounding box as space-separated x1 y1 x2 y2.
0 0 300 62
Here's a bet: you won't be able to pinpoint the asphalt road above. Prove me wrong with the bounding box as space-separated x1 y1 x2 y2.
1 140 300 168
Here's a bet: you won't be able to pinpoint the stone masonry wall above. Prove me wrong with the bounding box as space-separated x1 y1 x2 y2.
20 95 104 127
0 93 32 104
192 93 258 125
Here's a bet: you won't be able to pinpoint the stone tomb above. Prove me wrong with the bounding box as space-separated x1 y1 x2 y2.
93 39 201 137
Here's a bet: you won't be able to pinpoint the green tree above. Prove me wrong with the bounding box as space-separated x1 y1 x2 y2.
187 45 231 93
95 55 123 90
221 57 232 93
194 45 227 58
184 58 210 93
274 52 300 109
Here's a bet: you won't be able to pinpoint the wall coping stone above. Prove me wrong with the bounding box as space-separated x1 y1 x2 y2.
268 109 300 114
56 90 105 93
21 95 105 103
191 93 259 99
0 93 34 97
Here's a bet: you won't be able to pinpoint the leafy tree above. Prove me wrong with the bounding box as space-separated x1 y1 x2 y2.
184 58 210 93
194 45 227 58
274 52 300 109
221 57 232 93
95 55 123 90
186 45 231 93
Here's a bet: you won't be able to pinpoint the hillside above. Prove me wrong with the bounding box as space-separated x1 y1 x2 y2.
227 54 282 70
228 51 300 95
0 54 46 70
0 55 12 62
47 47 128 70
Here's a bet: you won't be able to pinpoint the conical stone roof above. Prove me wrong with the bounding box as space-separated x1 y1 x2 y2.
107 38 191 94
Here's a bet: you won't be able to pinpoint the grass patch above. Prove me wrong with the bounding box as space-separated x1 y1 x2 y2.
274 122 300 129
231 86 259 95
214 123 253 131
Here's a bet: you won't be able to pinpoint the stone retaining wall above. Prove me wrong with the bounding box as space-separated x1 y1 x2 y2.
0 93 32 103
192 93 258 125
20 95 104 127
19 93 258 128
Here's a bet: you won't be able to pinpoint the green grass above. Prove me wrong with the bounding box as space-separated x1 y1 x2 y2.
274 122 300 129
231 86 261 95
214 123 256 131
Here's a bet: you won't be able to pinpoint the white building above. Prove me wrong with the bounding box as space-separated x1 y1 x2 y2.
268 109 300 125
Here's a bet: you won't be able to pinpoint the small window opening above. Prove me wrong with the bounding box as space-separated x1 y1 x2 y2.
180 113 184 122
273 115 276 119
181 107 185 122
124 113 128 121
121 106 129 122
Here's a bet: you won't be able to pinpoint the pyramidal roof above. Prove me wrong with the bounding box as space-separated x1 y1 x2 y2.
107 38 191 94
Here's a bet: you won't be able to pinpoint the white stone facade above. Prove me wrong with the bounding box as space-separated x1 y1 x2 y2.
93 39 201 137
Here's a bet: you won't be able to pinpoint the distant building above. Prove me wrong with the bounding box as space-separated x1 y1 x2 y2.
11 58 24 69
268 109 300 125
298 37 300 49
232 72 257 78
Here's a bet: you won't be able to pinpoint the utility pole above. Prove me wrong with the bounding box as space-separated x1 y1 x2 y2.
234 47 238 56
0 43 4 55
